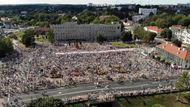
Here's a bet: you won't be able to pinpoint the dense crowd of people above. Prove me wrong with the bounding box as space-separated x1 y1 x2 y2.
0 43 180 99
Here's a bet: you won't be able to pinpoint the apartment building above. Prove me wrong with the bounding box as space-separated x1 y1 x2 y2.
170 26 190 44
50 22 121 42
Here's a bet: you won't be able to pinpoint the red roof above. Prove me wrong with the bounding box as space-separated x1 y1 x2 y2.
146 26 163 33
34 26 49 31
156 43 190 60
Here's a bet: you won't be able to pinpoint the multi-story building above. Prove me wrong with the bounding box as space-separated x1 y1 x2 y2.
156 42 190 68
50 22 121 42
139 8 157 16
170 26 190 44
132 8 157 23
132 15 146 23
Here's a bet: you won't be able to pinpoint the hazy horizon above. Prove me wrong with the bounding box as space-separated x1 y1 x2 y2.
0 0 189 5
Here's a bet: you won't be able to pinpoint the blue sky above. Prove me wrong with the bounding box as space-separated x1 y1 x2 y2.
0 0 189 5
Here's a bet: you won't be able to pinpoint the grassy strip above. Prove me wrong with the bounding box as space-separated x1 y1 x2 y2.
111 42 136 48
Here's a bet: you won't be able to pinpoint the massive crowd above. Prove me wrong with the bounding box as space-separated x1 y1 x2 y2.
0 43 180 98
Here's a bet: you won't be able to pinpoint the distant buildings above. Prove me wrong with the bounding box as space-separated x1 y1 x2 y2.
169 26 190 44
139 8 157 16
72 16 78 21
0 10 5 14
0 17 12 29
178 3 190 8
50 22 121 42
3 21 12 29
132 15 146 23
122 19 134 32
87 3 93 7
144 26 163 34
156 42 190 68
132 8 157 23
0 28 4 35
20 11 28 14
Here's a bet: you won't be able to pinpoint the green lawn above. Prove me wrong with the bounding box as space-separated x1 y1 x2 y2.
118 92 190 107
111 42 136 48
65 103 87 107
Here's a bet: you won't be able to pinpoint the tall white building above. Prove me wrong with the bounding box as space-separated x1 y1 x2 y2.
139 8 157 16
170 27 190 44
50 22 121 42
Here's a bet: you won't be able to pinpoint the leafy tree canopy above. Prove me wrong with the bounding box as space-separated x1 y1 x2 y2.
21 29 35 47
120 31 133 42
176 72 190 90
0 37 14 57
96 33 107 43
27 97 65 107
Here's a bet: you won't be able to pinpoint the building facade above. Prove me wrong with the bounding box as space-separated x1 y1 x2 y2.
139 8 157 16
170 27 190 44
132 15 146 23
50 22 121 42
156 43 190 68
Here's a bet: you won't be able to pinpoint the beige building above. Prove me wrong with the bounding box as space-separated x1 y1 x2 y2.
50 22 121 42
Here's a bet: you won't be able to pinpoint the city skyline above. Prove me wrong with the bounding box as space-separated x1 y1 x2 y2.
0 0 189 5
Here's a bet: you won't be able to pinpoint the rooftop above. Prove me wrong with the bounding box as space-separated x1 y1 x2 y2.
34 26 49 31
156 43 190 60
146 26 163 33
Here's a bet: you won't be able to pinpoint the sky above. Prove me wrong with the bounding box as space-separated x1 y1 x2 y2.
0 0 189 5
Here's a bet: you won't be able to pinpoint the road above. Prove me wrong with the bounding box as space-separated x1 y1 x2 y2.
7 78 177 104
55 48 135 55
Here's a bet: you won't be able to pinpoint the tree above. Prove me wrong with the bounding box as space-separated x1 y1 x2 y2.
92 15 119 24
77 11 96 24
120 31 132 42
21 29 35 47
133 26 146 40
27 97 65 107
0 37 14 57
172 39 182 47
178 17 190 27
96 34 107 43
133 26 156 43
156 19 168 28
149 12 154 17
176 71 190 90
144 32 157 42
160 29 167 38
46 30 54 43
160 28 172 40
149 21 156 26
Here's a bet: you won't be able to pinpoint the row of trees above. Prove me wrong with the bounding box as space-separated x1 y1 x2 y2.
143 13 190 28
0 37 14 57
